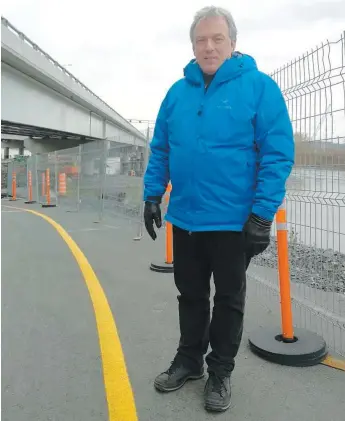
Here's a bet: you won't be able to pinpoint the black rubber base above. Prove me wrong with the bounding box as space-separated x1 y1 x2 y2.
41 204 57 208
249 327 328 367
150 261 174 273
25 200 37 204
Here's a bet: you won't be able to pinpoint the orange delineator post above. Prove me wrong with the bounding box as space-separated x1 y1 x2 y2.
46 168 51 205
248 199 327 366
150 182 174 273
276 200 294 341
25 170 36 204
10 172 17 201
41 168 56 208
165 183 173 265
28 171 33 201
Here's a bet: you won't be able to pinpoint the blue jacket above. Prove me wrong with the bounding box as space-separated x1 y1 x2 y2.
144 53 294 232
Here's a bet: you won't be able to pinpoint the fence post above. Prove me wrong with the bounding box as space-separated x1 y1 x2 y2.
76 144 81 212
248 199 328 366
94 140 108 223
133 125 150 241
149 182 174 274
54 151 59 207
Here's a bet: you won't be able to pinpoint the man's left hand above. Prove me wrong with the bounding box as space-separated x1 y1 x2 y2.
243 213 272 256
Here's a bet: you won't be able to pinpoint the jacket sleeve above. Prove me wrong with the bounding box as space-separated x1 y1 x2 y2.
252 74 295 221
143 93 170 202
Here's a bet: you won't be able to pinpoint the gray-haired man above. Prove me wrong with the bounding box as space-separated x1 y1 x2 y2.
143 5 294 413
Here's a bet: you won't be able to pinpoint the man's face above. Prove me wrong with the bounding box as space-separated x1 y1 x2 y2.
193 16 235 75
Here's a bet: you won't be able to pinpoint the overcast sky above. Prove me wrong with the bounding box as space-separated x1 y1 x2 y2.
2 0 345 123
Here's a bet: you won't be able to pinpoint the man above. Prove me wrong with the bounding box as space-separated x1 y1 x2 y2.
143 5 294 413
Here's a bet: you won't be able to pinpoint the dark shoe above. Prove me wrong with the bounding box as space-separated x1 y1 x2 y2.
154 359 204 392
204 373 231 412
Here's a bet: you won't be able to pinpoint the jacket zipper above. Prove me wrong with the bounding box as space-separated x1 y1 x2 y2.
189 78 216 233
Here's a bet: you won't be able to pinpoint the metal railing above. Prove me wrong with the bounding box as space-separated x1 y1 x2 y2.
251 31 345 357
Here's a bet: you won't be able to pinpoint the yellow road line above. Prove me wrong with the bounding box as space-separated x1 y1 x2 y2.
321 355 345 372
6 205 138 420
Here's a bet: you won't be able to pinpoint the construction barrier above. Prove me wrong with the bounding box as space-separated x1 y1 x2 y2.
248 200 328 366
25 170 36 204
58 172 67 195
150 182 174 273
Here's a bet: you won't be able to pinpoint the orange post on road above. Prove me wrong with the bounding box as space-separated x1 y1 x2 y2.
150 182 174 273
165 183 173 265
46 168 51 205
25 170 36 204
41 168 56 208
276 199 294 341
248 198 327 367
28 170 33 201
10 172 17 201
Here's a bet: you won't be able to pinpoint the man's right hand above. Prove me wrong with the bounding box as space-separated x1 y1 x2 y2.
144 201 162 240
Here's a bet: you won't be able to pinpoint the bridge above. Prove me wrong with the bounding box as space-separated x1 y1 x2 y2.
1 17 146 156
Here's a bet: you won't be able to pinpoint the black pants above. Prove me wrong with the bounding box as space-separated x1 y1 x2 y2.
173 225 252 377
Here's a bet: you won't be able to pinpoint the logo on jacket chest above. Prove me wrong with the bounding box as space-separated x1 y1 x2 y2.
216 99 232 110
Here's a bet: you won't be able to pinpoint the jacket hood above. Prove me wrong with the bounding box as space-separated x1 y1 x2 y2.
183 52 257 85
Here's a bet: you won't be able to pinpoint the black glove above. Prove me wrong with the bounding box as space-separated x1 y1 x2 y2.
144 199 162 240
243 213 272 257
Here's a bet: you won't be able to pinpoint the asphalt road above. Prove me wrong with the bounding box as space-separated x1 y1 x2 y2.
2 200 345 421
1 204 107 421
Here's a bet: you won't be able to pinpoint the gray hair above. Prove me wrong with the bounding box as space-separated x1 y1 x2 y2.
190 6 237 43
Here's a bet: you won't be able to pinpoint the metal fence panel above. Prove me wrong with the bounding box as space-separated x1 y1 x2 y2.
1 160 10 196
26 155 38 203
102 142 145 223
56 146 80 212
9 159 27 199
36 153 57 206
6 161 14 196
252 32 345 357
78 140 105 218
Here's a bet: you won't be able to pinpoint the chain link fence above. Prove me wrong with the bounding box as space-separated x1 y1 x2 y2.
251 31 345 357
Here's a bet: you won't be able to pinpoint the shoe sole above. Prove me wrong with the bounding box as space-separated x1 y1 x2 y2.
154 373 204 392
204 400 231 412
